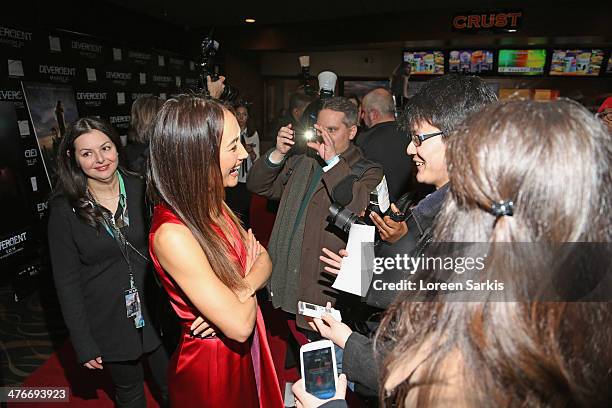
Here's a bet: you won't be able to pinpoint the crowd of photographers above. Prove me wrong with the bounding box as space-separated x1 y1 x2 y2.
242 73 612 407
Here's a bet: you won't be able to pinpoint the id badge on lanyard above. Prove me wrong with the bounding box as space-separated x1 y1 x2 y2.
104 215 145 329
125 287 145 329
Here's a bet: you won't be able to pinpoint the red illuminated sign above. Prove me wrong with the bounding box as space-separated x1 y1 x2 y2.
453 11 522 31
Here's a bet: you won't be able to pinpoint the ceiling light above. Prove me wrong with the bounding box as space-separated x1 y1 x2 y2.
507 29 517 33
245 18 256 23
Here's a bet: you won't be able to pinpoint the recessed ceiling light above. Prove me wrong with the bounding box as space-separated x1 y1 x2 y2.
245 18 256 23
507 29 517 33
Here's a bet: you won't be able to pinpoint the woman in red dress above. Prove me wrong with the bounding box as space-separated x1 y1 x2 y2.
147 95 283 407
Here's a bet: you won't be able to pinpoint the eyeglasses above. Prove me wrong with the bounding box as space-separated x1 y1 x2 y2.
411 131 444 147
597 111 612 121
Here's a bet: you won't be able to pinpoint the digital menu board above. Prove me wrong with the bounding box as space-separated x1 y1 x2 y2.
449 50 494 74
497 49 547 75
550 49 604 76
403 51 444 75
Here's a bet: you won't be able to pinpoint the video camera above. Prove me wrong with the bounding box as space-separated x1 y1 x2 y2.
199 31 239 102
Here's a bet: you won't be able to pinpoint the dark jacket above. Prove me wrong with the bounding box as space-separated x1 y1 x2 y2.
47 173 161 363
338 184 450 397
123 142 149 175
343 332 379 398
356 120 414 202
365 183 450 309
247 144 383 329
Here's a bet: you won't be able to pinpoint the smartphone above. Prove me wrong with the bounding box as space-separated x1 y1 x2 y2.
300 340 338 400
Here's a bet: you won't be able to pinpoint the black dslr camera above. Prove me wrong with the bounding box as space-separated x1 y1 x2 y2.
199 32 239 102
328 191 411 235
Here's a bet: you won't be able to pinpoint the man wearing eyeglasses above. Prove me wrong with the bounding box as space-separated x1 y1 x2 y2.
368 75 498 253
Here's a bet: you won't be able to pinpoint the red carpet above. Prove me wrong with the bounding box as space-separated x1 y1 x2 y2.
14 302 302 407
10 341 160 408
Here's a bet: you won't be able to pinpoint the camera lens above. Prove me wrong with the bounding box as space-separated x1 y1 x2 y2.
328 203 361 234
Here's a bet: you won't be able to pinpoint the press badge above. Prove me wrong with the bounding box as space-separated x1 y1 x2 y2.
125 287 145 328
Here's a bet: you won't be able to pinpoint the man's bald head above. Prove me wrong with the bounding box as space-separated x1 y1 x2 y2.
362 88 396 128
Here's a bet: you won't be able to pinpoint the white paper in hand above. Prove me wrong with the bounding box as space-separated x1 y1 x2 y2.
376 176 390 213
332 224 375 297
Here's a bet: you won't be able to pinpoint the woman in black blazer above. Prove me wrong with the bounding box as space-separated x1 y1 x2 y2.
48 117 168 407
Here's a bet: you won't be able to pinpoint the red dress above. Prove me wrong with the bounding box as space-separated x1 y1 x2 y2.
149 204 283 407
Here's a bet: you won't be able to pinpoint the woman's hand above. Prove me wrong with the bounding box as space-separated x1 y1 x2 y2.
84 356 103 370
319 248 348 275
245 229 262 275
292 374 347 408
309 302 353 349
191 316 216 338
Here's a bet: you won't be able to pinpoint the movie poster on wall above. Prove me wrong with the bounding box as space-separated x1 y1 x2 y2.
21 82 79 187
0 102 34 262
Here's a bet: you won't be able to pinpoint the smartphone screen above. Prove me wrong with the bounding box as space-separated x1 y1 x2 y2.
303 346 336 399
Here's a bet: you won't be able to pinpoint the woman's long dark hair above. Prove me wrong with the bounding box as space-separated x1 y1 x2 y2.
148 95 247 292
376 100 612 407
55 117 122 230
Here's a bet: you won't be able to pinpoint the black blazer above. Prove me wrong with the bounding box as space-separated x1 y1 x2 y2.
356 121 414 202
47 173 161 364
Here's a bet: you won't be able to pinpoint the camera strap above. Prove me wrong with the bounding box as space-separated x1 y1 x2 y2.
331 157 380 206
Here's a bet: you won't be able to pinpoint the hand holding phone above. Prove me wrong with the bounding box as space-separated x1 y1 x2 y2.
292 373 347 408
300 340 338 400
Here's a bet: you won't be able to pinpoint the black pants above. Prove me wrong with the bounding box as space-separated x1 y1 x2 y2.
225 182 251 229
105 345 169 408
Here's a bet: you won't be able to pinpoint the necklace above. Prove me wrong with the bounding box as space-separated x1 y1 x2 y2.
88 187 120 202
93 194 120 200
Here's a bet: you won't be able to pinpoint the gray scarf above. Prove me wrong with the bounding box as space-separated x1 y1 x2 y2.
267 155 321 312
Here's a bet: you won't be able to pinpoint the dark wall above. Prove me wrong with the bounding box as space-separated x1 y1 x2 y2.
224 52 265 138
0 2 203 282
216 3 612 50
6 0 202 55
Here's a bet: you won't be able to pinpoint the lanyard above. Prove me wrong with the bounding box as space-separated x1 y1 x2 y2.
102 211 136 288
89 172 148 288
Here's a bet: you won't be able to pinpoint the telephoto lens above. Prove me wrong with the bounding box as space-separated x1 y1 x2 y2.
327 203 365 234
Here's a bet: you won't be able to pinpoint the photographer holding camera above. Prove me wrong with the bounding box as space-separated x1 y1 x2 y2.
247 97 382 335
